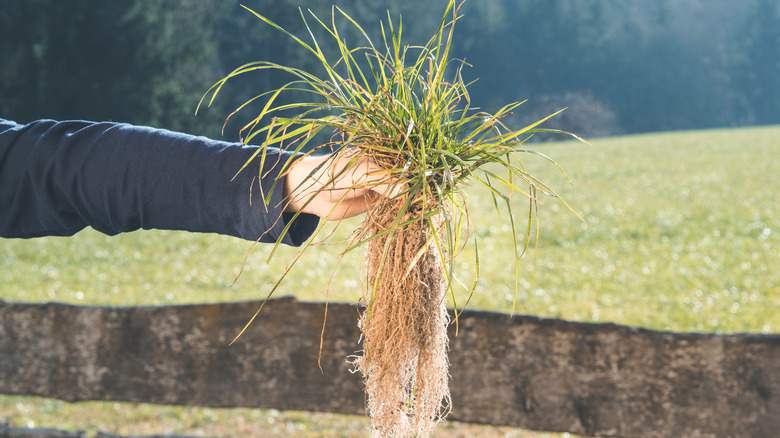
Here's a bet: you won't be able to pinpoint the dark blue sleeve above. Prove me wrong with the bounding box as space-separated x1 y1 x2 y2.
0 118 318 245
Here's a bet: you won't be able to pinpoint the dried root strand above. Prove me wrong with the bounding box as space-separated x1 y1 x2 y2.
352 202 451 437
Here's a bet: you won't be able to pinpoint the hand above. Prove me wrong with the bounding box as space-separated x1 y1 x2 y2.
283 149 403 220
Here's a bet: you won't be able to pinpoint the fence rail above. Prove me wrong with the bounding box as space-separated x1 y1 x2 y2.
1 298 778 437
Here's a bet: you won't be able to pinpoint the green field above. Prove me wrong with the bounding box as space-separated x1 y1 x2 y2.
2 126 778 436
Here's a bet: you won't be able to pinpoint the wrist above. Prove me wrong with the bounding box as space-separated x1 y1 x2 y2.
283 155 319 214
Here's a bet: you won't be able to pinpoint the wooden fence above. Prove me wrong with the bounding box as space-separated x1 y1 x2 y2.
1 298 778 437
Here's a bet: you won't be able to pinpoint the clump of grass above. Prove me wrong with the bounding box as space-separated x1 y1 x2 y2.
200 1 580 436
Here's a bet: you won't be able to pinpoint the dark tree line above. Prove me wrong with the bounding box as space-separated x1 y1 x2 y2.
1 0 778 140
0 0 224 134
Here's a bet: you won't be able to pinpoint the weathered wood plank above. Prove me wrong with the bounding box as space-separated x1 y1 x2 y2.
1 299 778 437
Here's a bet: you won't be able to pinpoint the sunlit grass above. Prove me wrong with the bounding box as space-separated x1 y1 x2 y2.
2 126 776 332
1 126 778 435
0 396 559 437
504 126 780 333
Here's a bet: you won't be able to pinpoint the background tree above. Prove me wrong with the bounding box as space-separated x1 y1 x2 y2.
0 0 222 135
2 0 778 139
738 0 780 126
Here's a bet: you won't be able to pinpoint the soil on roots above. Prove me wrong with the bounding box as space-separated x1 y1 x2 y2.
352 201 451 437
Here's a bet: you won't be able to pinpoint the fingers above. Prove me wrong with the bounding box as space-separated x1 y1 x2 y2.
368 178 405 199
283 149 405 220
345 152 407 198
319 151 404 201
324 192 377 221
291 185 376 221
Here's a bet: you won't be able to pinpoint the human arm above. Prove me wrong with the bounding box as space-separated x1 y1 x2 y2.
0 118 318 244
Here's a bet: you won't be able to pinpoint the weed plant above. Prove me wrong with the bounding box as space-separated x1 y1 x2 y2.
199 1 579 436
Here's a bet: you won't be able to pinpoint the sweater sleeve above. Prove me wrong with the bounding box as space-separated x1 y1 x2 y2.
0 118 319 245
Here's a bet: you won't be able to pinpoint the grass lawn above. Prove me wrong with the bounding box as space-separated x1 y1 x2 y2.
1 125 778 436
